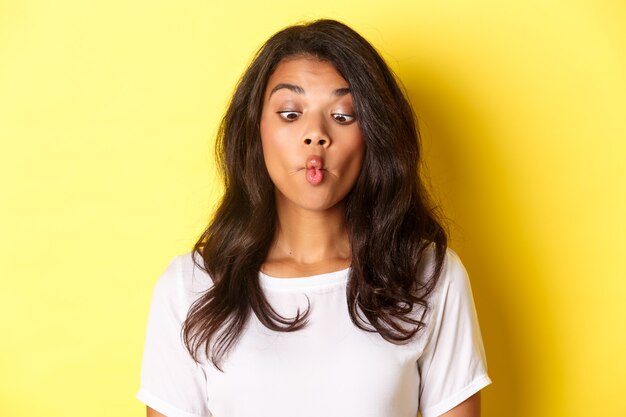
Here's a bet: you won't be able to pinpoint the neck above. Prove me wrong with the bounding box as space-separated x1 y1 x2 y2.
263 195 352 276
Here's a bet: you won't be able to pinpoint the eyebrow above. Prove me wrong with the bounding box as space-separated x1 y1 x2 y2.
268 83 352 97
269 83 305 96
332 87 351 97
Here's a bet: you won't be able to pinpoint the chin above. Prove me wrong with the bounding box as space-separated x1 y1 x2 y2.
296 195 344 212
274 184 347 212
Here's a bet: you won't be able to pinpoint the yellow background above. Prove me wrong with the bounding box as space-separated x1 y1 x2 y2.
1 0 625 416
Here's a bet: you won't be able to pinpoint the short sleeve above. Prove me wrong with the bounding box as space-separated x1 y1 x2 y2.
136 255 213 417
417 250 492 417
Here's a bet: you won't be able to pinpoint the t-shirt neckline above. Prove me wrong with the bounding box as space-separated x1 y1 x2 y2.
258 267 350 290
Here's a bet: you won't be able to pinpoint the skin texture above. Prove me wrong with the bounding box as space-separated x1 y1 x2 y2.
258 57 365 278
439 392 481 417
146 408 165 417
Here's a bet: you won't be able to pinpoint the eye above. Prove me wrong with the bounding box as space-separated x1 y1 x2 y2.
277 111 301 121
331 113 356 124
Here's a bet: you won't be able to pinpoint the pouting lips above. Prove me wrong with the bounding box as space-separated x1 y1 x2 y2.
305 155 324 185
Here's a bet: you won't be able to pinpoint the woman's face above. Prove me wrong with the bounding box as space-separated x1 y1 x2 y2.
259 57 365 212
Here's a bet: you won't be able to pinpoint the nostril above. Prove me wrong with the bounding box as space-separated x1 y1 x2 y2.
304 138 312 145
319 139 326 145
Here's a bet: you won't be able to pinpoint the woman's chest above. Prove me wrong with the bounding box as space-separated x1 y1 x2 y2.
203 290 427 417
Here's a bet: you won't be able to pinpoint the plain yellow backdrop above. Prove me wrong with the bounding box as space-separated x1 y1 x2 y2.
1 0 625 416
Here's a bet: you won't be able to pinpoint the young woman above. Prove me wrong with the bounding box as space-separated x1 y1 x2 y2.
137 19 491 417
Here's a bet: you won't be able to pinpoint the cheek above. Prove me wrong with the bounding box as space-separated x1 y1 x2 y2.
343 133 366 176
260 113 290 150
259 117 293 182
260 117 280 166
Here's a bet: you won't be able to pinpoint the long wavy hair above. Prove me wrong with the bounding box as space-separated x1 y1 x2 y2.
183 19 448 371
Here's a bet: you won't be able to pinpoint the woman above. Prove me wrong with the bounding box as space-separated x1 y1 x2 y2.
137 19 491 417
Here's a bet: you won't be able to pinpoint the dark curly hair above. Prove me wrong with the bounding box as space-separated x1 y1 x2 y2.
183 19 448 371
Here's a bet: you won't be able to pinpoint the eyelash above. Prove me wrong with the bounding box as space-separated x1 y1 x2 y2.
277 111 356 124
277 111 301 121
331 113 355 123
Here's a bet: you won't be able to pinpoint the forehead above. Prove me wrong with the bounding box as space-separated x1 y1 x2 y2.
265 57 349 94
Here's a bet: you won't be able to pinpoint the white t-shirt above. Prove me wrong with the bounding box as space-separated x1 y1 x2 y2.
137 248 491 417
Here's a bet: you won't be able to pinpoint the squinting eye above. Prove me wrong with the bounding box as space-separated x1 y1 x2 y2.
277 111 301 121
331 113 356 124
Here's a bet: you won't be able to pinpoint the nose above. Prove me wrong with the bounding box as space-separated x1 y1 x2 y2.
303 137 330 147
302 114 331 148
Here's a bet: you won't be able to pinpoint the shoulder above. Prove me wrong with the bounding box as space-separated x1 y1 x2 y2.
151 251 214 317
419 244 469 289
419 245 474 309
441 247 470 288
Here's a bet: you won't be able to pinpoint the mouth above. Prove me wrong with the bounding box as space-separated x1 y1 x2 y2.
305 155 324 185
306 155 323 170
